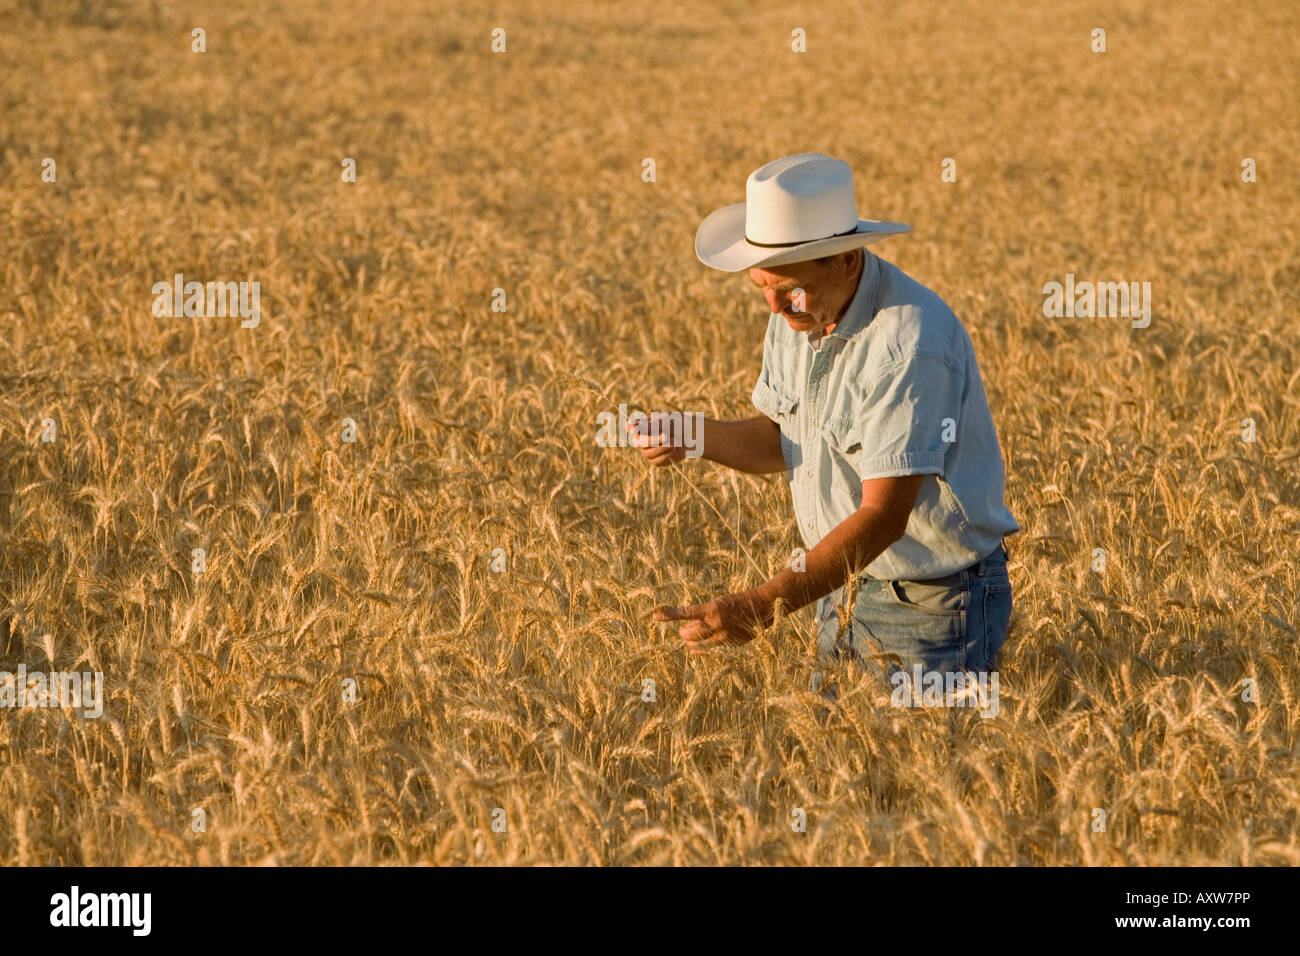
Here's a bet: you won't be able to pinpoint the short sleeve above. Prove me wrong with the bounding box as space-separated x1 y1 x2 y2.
851 351 966 480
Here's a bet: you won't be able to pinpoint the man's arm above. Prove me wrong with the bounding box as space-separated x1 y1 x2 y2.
629 413 786 474
655 474 925 651
754 474 924 616
700 415 786 474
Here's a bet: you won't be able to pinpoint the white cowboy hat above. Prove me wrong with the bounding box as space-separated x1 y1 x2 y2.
695 153 910 272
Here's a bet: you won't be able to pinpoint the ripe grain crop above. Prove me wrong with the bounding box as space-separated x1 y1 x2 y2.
0 0 1297 865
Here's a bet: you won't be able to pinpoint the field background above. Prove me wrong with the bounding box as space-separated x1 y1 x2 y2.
1 0 1298 865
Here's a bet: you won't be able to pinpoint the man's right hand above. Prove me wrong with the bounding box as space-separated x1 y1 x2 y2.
627 413 688 467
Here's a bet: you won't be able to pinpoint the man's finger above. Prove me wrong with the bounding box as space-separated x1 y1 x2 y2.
654 604 707 622
626 419 657 436
627 419 677 445
678 619 712 642
684 630 730 653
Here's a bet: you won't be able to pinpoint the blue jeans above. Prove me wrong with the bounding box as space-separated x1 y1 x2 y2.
810 543 1012 696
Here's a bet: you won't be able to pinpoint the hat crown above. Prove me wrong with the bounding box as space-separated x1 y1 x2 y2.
744 153 859 246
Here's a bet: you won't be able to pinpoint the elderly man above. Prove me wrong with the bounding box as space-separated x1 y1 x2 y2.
634 153 1019 693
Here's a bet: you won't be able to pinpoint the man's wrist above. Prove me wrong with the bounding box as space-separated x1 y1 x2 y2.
693 417 715 464
754 565 833 623
746 584 780 628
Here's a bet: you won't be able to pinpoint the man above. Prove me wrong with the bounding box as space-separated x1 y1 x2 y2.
632 153 1019 692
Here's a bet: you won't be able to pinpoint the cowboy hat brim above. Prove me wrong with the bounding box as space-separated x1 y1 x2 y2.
694 201 911 273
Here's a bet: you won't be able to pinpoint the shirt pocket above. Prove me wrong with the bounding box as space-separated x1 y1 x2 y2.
820 414 865 513
820 379 865 452
821 414 862 458
752 378 800 423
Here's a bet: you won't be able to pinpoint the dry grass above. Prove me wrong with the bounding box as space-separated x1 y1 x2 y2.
0 0 1297 865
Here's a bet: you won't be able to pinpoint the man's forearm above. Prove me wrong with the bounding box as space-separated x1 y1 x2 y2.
753 504 907 619
700 415 786 474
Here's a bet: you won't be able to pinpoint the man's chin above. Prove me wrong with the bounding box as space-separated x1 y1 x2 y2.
783 315 820 332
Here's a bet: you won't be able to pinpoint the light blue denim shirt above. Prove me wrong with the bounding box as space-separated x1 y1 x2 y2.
751 250 1019 580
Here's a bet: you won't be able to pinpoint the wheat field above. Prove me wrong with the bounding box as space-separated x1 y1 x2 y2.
1 0 1297 866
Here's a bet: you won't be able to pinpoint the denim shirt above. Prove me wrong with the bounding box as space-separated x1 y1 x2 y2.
751 251 1019 580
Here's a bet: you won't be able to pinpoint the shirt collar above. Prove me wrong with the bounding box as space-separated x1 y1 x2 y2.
805 250 880 349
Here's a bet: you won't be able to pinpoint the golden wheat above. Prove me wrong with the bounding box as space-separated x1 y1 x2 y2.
0 0 1297 865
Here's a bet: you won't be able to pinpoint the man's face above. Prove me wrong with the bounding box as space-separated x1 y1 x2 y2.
749 251 857 334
